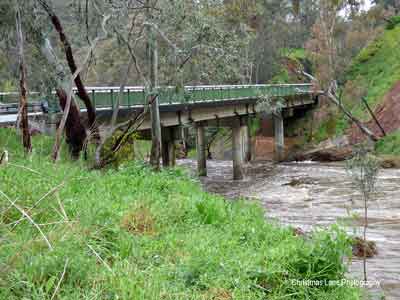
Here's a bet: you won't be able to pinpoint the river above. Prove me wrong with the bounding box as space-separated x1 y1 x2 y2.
178 159 400 299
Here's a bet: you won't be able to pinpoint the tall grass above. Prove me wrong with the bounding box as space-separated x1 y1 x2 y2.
0 128 360 299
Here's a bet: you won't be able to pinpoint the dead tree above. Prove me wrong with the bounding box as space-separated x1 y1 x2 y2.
15 5 31 153
38 0 97 134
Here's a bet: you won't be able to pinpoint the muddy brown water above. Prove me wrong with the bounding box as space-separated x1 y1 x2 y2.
178 159 400 299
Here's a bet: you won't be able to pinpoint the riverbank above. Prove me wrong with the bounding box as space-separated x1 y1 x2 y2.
0 128 361 299
178 159 400 299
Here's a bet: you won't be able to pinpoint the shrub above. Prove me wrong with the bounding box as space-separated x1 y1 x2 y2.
386 15 400 30
100 130 136 167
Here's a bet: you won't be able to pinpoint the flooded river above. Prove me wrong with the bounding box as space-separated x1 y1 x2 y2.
179 159 400 299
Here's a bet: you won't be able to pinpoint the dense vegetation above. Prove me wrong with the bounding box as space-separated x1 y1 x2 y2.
0 128 360 299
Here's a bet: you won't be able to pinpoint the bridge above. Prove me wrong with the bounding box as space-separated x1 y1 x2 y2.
0 84 318 179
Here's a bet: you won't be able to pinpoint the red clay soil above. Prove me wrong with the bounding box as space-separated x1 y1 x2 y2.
253 137 298 160
348 80 400 143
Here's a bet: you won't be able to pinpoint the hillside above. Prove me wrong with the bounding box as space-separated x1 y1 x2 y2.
340 18 400 154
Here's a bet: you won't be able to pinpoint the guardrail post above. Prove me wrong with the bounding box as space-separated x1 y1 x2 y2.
92 89 96 112
110 89 114 110
196 122 207 176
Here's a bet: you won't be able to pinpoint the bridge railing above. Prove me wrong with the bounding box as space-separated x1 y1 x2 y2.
0 84 314 113
86 84 314 109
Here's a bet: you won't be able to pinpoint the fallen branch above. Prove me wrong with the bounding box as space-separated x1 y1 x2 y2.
87 243 114 273
50 258 69 300
361 96 386 137
301 71 379 142
11 182 65 229
0 190 53 251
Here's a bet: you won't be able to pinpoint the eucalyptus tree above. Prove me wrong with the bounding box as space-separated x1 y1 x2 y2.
0 1 33 153
87 0 257 167
1 0 254 165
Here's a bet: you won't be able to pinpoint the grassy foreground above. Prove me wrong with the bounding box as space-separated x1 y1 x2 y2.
0 129 360 299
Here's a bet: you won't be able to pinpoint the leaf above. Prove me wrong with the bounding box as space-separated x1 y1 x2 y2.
45 275 57 293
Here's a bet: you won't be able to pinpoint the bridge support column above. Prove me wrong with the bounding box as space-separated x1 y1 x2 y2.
196 123 207 176
273 112 285 162
243 118 252 162
162 140 176 167
162 127 176 167
232 121 244 180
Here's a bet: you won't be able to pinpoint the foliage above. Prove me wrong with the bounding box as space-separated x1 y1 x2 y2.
0 128 360 299
326 22 400 153
100 130 136 168
270 48 310 84
346 147 380 196
256 95 285 115
345 25 400 119
385 15 400 29
346 146 380 281
375 130 400 155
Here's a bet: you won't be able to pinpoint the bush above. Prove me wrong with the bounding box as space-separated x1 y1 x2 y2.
375 130 400 155
100 130 136 167
386 15 400 30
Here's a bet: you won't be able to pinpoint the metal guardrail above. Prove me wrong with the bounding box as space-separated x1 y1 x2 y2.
0 84 314 114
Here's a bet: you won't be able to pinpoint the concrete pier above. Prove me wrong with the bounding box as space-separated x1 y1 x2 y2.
161 127 177 167
232 121 244 180
162 140 176 167
243 118 252 162
196 123 207 176
273 112 285 161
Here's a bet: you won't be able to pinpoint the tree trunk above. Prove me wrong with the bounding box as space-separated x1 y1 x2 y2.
56 89 86 159
40 37 87 159
38 1 97 132
49 14 96 129
146 1 162 170
15 5 31 153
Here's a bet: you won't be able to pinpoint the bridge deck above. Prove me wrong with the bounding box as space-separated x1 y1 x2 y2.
0 84 314 115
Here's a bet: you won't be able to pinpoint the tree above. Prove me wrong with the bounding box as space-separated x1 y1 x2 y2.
15 2 31 153
346 146 380 282
373 0 400 12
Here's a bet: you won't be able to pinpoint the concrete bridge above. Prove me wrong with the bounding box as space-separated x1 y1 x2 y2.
0 84 318 179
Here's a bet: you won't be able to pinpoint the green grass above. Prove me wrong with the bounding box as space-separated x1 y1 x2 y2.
344 24 400 121
311 22 400 151
375 130 400 155
342 23 400 154
0 129 360 299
